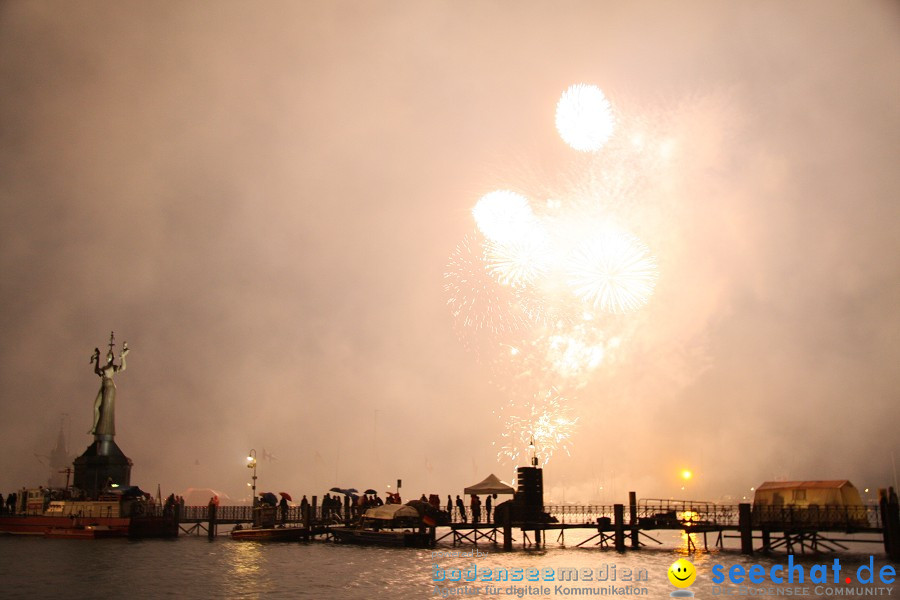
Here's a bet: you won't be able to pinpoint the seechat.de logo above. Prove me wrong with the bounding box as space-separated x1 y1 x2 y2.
710 555 896 586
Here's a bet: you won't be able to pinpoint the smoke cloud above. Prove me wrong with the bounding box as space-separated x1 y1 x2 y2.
1 0 897 504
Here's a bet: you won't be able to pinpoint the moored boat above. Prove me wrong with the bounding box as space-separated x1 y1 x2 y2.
44 524 127 539
0 491 178 538
329 503 436 548
230 525 309 542
330 525 432 547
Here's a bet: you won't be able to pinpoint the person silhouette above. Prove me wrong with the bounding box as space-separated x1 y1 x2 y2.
455 495 466 523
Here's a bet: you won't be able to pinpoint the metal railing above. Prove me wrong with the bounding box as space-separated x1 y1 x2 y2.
752 504 881 529
543 501 883 530
179 504 355 524
174 502 883 531
545 505 617 522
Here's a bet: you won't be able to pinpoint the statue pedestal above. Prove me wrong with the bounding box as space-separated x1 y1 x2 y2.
73 438 132 498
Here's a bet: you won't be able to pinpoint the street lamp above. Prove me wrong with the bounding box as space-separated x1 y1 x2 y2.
247 449 258 507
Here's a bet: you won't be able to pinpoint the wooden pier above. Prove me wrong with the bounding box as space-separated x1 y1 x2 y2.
175 492 900 559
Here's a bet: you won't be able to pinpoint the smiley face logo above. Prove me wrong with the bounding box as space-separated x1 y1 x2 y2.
668 558 697 588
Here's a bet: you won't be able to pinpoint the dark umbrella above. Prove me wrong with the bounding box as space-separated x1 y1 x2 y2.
364 489 377 495
406 499 451 526
260 492 278 506
105 485 147 497
279 492 293 501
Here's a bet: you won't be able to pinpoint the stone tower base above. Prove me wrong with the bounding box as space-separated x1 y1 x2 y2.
73 440 133 499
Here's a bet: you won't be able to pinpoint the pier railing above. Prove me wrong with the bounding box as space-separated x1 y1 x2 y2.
752 504 880 530
636 499 737 527
544 505 616 523
176 502 883 531
542 501 882 530
179 505 358 524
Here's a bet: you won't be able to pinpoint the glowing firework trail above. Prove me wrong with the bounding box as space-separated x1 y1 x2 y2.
566 225 658 314
447 82 666 468
555 84 616 152
444 233 528 337
544 322 608 382
490 320 628 395
484 235 551 289
498 388 578 467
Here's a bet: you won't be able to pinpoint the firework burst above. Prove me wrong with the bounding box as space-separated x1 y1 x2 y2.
497 388 579 467
472 190 537 244
484 233 552 289
567 225 658 314
447 83 667 468
444 233 529 338
555 84 616 152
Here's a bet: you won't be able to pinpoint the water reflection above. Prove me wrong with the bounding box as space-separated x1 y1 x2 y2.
0 531 892 600
222 541 272 599
226 541 263 577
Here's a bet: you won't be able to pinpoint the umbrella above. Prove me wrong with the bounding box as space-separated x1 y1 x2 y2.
105 485 147 497
279 492 293 501
259 492 278 506
329 487 359 496
364 489 377 495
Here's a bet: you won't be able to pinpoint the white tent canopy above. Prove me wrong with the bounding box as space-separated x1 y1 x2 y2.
464 473 515 495
364 503 420 520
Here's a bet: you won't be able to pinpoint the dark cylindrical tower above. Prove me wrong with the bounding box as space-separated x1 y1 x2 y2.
516 466 543 521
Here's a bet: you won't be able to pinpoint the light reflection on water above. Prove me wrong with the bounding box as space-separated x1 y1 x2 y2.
0 529 894 599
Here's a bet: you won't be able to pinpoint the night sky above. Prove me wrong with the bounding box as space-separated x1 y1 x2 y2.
1 1 897 504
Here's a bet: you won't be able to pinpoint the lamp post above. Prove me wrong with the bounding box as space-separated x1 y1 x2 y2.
247 449 258 507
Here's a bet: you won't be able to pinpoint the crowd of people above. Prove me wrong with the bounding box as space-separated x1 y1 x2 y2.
163 493 185 516
446 493 498 524
1 485 500 524
0 491 19 514
236 489 502 524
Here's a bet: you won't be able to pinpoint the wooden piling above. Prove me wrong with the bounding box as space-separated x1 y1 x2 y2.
629 491 638 548
739 503 753 555
614 504 625 551
502 509 512 551
891 497 900 561
207 503 217 540
882 491 900 561
312 496 318 523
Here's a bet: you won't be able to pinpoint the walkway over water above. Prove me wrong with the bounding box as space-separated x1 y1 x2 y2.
177 498 897 557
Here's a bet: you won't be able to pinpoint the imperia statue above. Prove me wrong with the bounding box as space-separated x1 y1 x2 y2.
89 331 129 437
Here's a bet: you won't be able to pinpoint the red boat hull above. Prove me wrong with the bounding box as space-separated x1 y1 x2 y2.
230 527 309 542
44 526 127 539
0 515 176 538
0 516 130 536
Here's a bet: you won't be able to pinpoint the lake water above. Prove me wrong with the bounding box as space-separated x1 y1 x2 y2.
0 529 895 599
